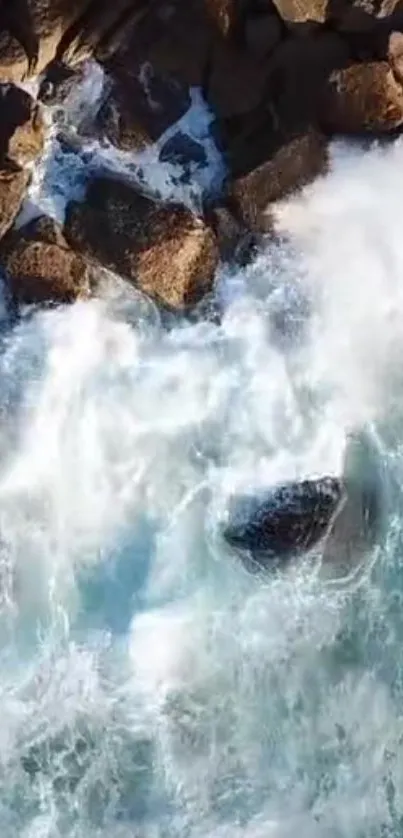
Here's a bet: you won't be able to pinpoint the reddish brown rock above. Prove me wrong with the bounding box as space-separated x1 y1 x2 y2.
321 61 403 134
228 128 328 232
64 178 219 311
0 215 92 304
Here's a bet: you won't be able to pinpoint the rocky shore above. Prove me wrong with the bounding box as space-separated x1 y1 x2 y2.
1 0 403 310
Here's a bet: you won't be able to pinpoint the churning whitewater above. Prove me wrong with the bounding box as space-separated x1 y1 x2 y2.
3 86 403 836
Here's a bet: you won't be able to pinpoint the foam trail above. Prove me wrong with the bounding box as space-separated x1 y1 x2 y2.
1 127 403 837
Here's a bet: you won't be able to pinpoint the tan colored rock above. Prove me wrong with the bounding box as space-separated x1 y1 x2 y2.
388 30 403 84
0 162 30 241
322 61 403 134
64 178 219 311
228 128 328 232
0 215 92 304
0 85 44 167
270 0 328 24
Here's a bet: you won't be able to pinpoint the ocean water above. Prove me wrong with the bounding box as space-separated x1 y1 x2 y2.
1 62 403 837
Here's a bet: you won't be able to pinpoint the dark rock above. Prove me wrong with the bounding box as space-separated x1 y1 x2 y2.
97 61 191 152
206 37 274 118
0 215 93 304
223 476 345 569
223 428 385 577
0 84 44 167
206 202 257 262
244 12 283 57
159 132 207 168
64 176 219 311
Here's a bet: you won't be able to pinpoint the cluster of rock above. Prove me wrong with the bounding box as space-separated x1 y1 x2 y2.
1 0 403 310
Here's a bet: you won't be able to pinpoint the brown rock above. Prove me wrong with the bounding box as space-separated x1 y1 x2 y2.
270 0 328 24
0 0 93 82
0 162 30 241
388 30 403 84
64 178 219 311
111 0 213 88
59 0 147 65
0 215 92 304
228 128 328 232
0 85 44 167
97 60 191 153
321 61 403 134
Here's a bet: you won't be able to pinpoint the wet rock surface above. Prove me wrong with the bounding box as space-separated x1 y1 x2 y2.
0 215 93 304
64 177 219 311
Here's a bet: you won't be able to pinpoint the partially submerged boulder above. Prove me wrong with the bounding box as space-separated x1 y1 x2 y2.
223 429 384 578
227 127 328 232
97 61 191 153
0 215 93 304
64 177 219 311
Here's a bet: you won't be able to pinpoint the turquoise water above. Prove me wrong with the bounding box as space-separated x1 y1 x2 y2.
3 78 403 836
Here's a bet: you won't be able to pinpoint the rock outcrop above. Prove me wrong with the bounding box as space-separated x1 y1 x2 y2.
0 215 93 304
64 177 219 311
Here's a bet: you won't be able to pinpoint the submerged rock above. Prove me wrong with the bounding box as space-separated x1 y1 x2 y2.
64 176 219 311
223 429 384 577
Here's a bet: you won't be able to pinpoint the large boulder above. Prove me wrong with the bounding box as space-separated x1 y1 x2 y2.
64 177 219 311
222 429 384 578
227 126 328 232
0 215 93 304
97 60 191 153
223 476 345 569
321 61 403 134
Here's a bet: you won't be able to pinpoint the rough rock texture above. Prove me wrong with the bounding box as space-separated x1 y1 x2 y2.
0 163 30 242
0 215 92 304
271 0 329 24
388 29 403 83
0 84 44 166
112 0 213 88
97 60 191 152
64 177 219 310
227 128 328 232
321 61 403 133
59 0 148 65
223 476 345 568
0 0 93 81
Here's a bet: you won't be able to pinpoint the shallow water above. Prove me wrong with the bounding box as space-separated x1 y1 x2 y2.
3 65 403 837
